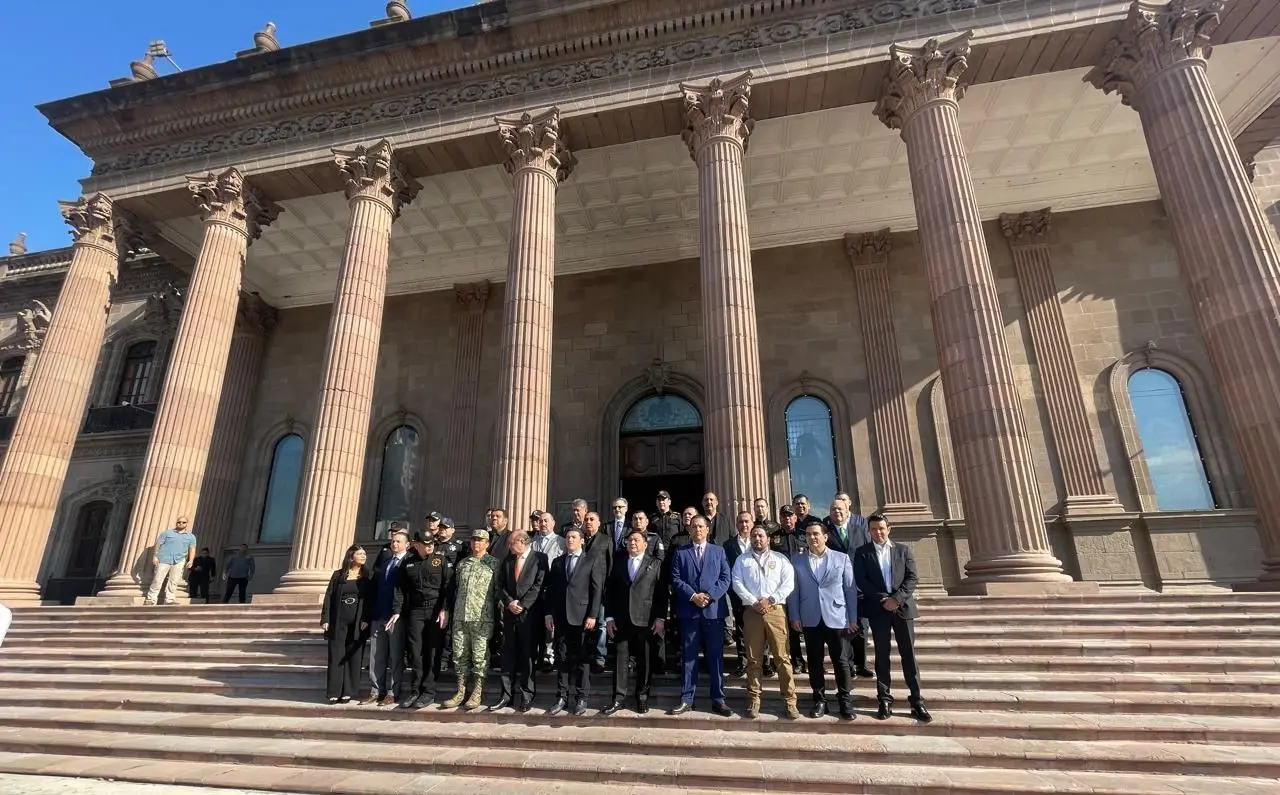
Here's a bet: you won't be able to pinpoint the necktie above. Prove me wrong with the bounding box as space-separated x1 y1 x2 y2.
840 525 848 545
515 556 524 582
568 555 576 578
630 557 639 581
696 545 704 563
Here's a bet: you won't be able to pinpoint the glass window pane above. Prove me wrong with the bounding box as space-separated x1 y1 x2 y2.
0 356 24 415
620 395 701 433
375 426 420 539
1128 369 1214 511
116 341 156 405
785 396 839 518
259 434 305 543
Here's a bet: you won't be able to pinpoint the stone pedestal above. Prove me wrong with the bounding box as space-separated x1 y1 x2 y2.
874 34 1071 589
0 195 126 604
441 281 490 521
1087 1 1280 588
97 168 279 598
276 140 419 594
488 110 575 527
681 73 770 516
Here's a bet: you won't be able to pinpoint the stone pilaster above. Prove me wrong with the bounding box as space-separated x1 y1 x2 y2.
274 140 418 595
195 293 278 558
681 73 770 516
488 109 574 527
1088 0 1280 586
97 168 279 598
441 281 490 521
1000 210 1124 516
844 229 930 520
875 34 1071 591
0 194 125 603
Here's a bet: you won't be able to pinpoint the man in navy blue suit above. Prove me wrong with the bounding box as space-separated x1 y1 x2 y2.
667 515 733 716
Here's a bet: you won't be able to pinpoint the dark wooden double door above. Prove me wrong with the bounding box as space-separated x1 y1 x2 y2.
619 431 704 516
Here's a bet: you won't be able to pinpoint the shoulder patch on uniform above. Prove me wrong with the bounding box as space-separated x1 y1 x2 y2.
431 558 442 567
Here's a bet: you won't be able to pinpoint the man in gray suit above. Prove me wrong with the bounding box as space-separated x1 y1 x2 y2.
787 520 859 720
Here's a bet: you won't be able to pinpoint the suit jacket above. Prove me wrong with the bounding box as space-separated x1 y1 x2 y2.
606 552 667 628
825 514 871 554
321 569 374 635
544 552 605 628
496 550 549 616
853 541 919 621
722 534 753 609
670 543 731 621
787 550 858 629
705 513 731 545
583 529 614 578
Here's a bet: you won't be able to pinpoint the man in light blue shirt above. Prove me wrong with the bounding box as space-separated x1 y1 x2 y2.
144 516 197 605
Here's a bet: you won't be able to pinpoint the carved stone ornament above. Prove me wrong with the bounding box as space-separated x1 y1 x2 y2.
874 32 973 131
186 167 281 241
372 1 411 26
236 292 279 337
496 108 576 182
1085 0 1224 106
59 193 117 251
645 358 672 395
7 233 26 256
2 299 52 353
332 139 421 216
107 464 139 502
138 283 185 336
454 280 491 311
844 228 892 269
238 21 281 58
681 72 754 159
1000 208 1053 247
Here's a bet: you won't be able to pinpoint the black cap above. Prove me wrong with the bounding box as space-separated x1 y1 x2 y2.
800 516 825 529
411 530 435 545
657 490 671 500
780 505 795 516
440 517 455 530
426 511 442 522
530 510 543 522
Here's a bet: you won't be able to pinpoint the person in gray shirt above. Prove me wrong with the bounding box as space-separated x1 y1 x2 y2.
222 544 256 603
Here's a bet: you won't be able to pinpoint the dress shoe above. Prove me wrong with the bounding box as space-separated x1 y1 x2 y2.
876 702 892 720
668 702 694 716
547 698 567 716
910 702 933 723
794 660 808 675
397 696 418 709
711 702 733 718
762 663 775 678
592 659 606 675
856 667 874 679
411 694 434 709
636 700 650 715
731 659 747 677
571 700 588 717
839 707 855 721
809 701 827 719
359 693 382 706
785 704 801 720
516 701 533 714
602 701 625 716
487 696 511 711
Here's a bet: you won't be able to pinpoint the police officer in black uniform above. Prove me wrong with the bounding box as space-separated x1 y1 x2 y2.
652 491 683 548
389 531 453 709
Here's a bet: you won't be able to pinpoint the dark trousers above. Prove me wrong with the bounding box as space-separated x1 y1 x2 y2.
727 597 746 662
804 621 853 709
499 613 537 705
326 615 364 700
189 578 211 602
554 624 592 701
223 578 248 603
788 626 804 666
851 617 871 671
405 611 443 698
679 616 726 705
612 620 655 704
870 614 922 704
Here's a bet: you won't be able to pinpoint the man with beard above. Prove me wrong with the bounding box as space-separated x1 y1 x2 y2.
582 511 613 670
722 510 754 677
732 523 799 719
702 492 729 544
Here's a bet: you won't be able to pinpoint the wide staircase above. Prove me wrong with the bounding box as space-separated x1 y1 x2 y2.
0 593 1278 794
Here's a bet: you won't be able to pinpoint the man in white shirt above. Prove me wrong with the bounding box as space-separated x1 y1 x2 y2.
530 511 565 672
731 523 799 719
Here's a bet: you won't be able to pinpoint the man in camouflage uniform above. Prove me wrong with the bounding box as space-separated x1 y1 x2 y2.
441 528 499 709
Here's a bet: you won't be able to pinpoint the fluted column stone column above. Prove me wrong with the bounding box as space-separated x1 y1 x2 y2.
441 281 490 521
845 229 930 520
274 140 419 595
875 34 1071 591
681 73 770 515
489 109 574 528
96 168 279 599
0 195 127 603
1088 0 1280 586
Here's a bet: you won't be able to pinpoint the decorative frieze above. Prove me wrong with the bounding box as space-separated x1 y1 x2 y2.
1 300 52 353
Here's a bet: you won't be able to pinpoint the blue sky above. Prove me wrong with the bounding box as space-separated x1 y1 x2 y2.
0 1 464 253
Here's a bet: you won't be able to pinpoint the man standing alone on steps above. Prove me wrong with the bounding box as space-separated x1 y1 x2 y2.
222 544 256 604
144 516 196 606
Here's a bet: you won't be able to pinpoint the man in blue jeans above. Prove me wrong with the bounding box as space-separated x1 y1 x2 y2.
144 516 196 605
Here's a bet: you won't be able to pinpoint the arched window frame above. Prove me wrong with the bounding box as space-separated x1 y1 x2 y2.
43 468 138 583
243 419 310 547
0 355 25 416
112 340 159 406
766 376 858 516
620 394 703 435
360 412 428 538
257 432 306 544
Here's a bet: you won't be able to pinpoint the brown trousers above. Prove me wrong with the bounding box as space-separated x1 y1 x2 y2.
743 604 797 706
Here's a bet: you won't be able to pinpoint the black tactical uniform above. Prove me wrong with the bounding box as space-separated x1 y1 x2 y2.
393 548 453 706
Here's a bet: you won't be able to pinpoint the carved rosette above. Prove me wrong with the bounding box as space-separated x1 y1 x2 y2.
59 193 118 254
1085 0 1224 106
874 33 973 131
332 139 421 218
680 72 754 159
496 108 576 183
235 292 279 337
454 280 491 313
186 167 280 241
1000 208 1053 248
844 228 892 270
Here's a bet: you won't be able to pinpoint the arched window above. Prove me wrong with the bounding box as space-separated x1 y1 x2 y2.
66 500 113 578
785 395 840 517
258 434 305 543
620 395 702 434
1127 368 1214 511
115 341 157 405
0 356 23 415
375 426 420 539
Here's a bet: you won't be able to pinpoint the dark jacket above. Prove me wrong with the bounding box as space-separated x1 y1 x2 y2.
852 541 919 622
544 551 605 628
770 525 804 558
825 514 871 554
722 534 753 610
496 550 549 615
606 551 667 629
392 550 453 616
489 530 513 563
705 513 730 545
189 554 217 584
322 569 374 637
583 529 614 579
651 510 683 547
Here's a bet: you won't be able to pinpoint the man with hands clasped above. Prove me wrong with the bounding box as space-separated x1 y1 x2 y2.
544 527 605 717
668 515 733 717
788 521 859 720
731 523 800 719
603 527 667 716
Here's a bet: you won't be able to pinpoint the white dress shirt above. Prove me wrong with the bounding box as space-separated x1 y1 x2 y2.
808 550 830 580
875 540 893 590
731 549 795 606
627 554 643 581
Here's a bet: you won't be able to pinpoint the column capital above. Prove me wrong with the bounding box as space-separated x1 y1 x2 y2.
844 228 893 270
186 167 281 242
333 139 421 219
874 32 973 131
454 280 491 312
680 72 754 160
1000 208 1053 248
1085 0 1224 106
235 292 279 337
496 108 576 183
59 193 118 255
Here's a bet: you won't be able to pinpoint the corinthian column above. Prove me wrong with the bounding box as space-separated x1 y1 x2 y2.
441 281 490 520
1088 1 1280 586
875 34 1070 590
845 230 929 520
489 110 574 527
0 195 126 603
97 168 279 598
681 73 770 515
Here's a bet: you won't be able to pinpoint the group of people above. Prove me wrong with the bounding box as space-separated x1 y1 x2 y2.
141 517 257 606
321 491 930 722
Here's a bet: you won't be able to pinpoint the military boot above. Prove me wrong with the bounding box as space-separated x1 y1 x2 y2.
462 676 486 710
440 677 467 709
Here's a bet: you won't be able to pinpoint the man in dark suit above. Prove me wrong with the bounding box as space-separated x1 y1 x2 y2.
824 500 874 678
543 528 605 716
668 515 733 716
388 532 453 709
722 510 754 677
603 527 667 715
702 492 730 544
582 511 613 670
489 530 548 712
853 514 931 723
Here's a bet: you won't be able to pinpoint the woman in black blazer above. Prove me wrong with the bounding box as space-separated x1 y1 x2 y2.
322 545 373 703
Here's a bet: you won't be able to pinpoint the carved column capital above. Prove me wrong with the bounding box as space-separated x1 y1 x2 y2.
1085 0 1224 106
59 193 118 255
186 167 280 241
844 228 893 270
332 139 421 219
454 280 491 312
1 300 52 353
235 292 279 337
496 108 576 183
874 33 973 131
680 72 754 160
1000 208 1053 248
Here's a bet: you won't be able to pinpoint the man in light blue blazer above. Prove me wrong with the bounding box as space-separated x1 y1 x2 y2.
787 518 859 720
668 515 733 716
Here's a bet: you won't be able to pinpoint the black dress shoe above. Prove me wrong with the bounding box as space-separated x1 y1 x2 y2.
876 702 892 720
488 696 511 711
809 701 827 719
856 667 874 679
711 702 733 717
762 664 776 678
602 701 625 716
412 693 433 709
911 702 933 723
547 698 567 716
636 700 650 715
668 702 694 716
571 700 588 717
731 659 747 677
794 660 808 675
839 707 855 721
397 697 418 709
516 701 533 714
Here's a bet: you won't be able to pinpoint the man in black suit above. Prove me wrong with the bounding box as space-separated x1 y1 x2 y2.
582 511 613 670
722 510 754 677
825 500 874 678
852 514 931 723
544 528 605 717
603 527 668 715
490 530 548 712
